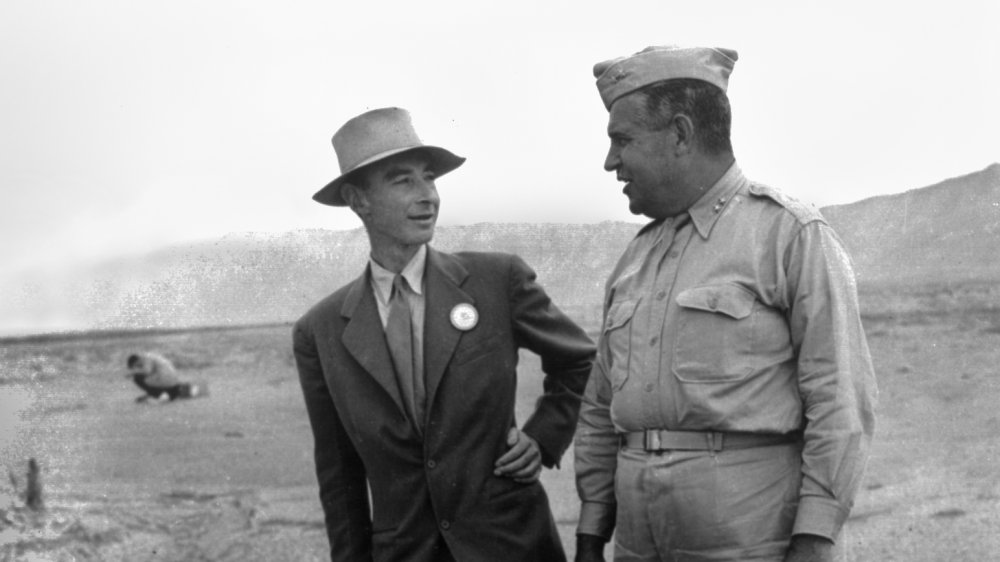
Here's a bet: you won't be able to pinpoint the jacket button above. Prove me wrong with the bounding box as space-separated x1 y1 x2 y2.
427 460 436 469
440 520 451 530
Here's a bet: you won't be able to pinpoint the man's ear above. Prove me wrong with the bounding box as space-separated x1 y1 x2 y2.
670 113 696 155
341 183 369 217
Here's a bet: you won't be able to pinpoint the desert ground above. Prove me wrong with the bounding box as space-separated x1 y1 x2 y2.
2 281 999 561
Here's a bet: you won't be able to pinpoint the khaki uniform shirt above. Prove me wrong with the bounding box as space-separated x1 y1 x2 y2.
575 163 878 541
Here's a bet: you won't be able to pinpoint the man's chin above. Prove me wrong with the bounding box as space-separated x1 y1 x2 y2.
630 207 664 222
412 228 435 245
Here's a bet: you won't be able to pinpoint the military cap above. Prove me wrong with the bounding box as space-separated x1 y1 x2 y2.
593 45 739 109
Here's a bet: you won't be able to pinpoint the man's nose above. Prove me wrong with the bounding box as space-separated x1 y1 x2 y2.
417 178 439 203
604 146 620 172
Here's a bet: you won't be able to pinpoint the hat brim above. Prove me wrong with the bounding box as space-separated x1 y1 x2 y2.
313 145 466 206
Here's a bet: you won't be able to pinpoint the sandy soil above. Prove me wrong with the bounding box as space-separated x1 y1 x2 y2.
1 326 329 561
2 304 1000 560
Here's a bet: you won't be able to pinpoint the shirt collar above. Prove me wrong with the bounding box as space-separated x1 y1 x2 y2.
687 162 747 239
369 244 427 304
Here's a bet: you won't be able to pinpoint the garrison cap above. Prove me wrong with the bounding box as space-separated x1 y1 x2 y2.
593 45 738 110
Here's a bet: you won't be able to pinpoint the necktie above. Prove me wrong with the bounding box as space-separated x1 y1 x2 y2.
669 212 690 240
386 274 424 433
656 213 691 270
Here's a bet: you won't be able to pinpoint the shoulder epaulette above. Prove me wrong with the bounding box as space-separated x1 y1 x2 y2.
748 183 827 225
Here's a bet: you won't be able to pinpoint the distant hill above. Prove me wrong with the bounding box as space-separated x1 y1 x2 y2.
0 223 640 334
109 222 640 330
822 163 1000 285
2 164 998 335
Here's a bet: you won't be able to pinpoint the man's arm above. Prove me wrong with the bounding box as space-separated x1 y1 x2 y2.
573 358 617 558
571 249 629 559
292 320 373 561
505 254 597 467
784 222 878 542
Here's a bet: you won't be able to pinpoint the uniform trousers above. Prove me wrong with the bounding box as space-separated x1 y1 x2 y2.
613 442 816 562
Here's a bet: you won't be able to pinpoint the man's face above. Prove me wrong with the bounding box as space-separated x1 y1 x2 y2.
352 152 440 253
604 93 688 219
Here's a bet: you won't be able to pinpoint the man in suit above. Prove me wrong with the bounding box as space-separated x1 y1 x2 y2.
293 107 596 561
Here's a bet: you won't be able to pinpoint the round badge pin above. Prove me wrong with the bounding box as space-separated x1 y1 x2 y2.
449 303 479 331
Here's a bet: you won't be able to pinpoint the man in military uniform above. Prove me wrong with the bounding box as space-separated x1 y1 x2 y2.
574 46 878 562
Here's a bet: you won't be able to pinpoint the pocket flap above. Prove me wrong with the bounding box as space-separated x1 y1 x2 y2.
675 285 755 320
604 299 639 331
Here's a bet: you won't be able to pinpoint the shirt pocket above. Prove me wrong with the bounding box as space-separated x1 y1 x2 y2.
603 298 639 390
672 284 757 383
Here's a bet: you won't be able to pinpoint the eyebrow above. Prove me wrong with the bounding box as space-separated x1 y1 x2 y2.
385 166 409 177
382 165 417 180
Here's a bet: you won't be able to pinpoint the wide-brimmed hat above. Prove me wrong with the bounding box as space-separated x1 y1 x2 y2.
313 107 466 206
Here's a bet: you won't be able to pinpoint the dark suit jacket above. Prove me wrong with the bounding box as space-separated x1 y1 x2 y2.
293 248 595 562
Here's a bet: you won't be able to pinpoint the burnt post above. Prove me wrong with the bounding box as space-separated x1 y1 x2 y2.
25 458 43 511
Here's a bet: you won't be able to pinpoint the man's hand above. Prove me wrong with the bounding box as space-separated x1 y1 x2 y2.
493 427 542 483
575 534 606 562
784 534 834 562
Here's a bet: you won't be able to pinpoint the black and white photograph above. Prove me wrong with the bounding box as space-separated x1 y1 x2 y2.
1 1 998 560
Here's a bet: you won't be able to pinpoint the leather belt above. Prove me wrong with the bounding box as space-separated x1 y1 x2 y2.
621 429 799 452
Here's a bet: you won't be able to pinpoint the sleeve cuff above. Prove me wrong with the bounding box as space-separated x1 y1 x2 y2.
577 500 616 540
522 427 562 469
539 442 559 469
792 495 849 542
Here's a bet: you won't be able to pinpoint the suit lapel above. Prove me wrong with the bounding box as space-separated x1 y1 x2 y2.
423 249 473 412
340 268 407 415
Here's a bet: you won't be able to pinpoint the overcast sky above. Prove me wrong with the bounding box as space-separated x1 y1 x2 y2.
2 0 998 279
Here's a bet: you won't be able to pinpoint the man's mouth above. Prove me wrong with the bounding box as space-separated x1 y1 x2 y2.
409 213 435 222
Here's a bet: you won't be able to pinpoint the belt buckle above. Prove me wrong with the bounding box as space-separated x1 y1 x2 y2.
643 430 661 451
706 432 723 451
